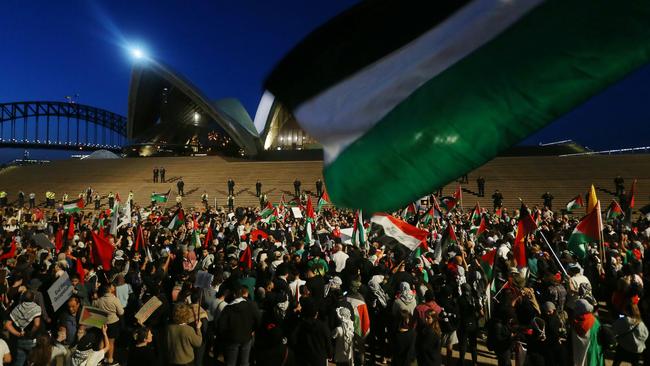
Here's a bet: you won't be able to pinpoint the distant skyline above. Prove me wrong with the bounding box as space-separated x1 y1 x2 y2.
1 1 649 152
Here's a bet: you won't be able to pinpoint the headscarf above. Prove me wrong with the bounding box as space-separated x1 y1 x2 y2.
324 276 342 298
10 301 41 330
336 307 354 356
398 282 415 305
368 275 388 308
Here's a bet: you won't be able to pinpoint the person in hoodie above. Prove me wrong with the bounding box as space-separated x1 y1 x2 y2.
217 284 261 366
570 299 604 366
611 299 648 366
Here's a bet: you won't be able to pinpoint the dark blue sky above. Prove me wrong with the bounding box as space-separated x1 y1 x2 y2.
1 1 649 152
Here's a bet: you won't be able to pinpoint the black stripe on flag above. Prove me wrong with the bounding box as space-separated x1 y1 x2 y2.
265 0 471 110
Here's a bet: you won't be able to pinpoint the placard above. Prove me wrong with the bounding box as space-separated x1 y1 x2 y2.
291 207 303 218
134 296 162 324
47 272 73 311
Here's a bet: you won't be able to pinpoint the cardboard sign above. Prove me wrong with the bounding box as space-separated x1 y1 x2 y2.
134 296 162 324
47 272 73 311
79 306 109 328
291 207 303 218
194 270 214 289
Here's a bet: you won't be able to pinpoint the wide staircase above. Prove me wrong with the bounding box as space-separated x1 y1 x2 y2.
0 154 647 213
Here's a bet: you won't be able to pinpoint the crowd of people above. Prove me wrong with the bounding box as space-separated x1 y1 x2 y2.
0 178 646 366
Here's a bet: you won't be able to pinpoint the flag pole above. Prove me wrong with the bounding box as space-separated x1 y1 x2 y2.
538 231 569 278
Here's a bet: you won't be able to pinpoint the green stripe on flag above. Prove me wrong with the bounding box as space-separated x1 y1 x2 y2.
317 0 650 212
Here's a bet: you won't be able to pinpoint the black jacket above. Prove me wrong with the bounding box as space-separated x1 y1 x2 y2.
217 299 261 344
291 318 332 366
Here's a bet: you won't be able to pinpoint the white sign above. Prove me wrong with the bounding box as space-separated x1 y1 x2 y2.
291 207 303 218
47 272 73 311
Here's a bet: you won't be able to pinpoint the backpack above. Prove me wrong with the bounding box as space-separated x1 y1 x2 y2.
598 324 618 351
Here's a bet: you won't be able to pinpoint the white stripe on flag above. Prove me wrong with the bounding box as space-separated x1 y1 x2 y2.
371 214 422 251
294 0 543 163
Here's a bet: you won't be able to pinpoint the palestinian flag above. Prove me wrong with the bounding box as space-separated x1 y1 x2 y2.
566 195 584 213
471 216 487 238
568 201 603 259
317 189 330 211
495 207 503 218
470 202 481 226
63 199 84 213
606 200 624 221
351 209 366 247
453 185 463 208
422 204 442 225
260 202 275 219
401 202 417 220
278 195 287 218
265 1 650 213
261 207 279 224
370 213 428 251
628 179 637 208
440 222 458 253
480 248 497 282
440 196 457 212
587 185 598 214
79 306 110 328
513 203 537 269
151 190 170 203
167 209 185 230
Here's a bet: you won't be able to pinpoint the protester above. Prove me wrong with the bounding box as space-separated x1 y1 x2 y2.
0 180 643 366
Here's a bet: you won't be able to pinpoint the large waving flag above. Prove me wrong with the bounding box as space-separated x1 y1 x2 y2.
265 1 650 212
370 213 428 252
568 201 603 259
63 199 84 213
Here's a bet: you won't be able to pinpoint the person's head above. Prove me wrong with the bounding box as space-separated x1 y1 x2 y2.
133 326 153 345
172 304 195 324
424 309 441 334
67 296 81 314
98 283 115 297
70 274 81 286
22 290 35 303
28 335 52 366
542 301 556 316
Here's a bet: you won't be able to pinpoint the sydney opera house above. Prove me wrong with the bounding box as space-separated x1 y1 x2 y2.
126 61 319 158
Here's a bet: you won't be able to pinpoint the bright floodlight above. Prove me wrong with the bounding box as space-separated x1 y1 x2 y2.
131 48 145 59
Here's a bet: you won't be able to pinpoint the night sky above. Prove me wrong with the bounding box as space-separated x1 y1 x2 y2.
1 0 649 156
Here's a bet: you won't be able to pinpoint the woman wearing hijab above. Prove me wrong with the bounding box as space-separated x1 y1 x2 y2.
570 299 604 366
392 282 416 321
367 274 389 365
